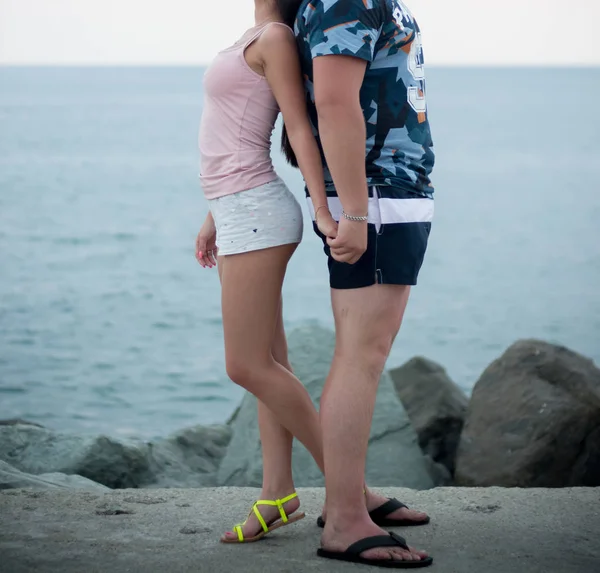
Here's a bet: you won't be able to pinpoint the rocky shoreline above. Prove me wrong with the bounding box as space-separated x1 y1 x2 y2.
1 324 599 491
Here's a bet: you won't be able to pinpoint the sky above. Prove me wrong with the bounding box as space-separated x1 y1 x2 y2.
1 0 599 66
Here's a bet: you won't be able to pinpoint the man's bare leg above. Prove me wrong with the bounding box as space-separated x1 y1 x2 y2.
320 284 427 562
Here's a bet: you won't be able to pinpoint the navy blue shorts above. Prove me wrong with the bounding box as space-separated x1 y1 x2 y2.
310 186 433 290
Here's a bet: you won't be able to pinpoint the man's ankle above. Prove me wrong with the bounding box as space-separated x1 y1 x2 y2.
326 503 370 526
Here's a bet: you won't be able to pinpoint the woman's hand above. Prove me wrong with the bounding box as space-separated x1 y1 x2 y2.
316 208 338 239
195 215 218 268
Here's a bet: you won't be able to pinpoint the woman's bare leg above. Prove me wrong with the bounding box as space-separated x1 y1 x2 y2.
259 299 296 495
221 299 306 540
218 245 324 540
219 245 323 465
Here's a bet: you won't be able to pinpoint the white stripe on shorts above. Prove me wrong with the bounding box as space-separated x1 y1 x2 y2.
307 190 434 226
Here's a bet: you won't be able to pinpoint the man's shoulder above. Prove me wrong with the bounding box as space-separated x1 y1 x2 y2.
297 0 390 22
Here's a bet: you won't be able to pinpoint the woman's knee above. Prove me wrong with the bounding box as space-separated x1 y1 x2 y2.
226 358 251 387
271 339 290 370
225 356 269 390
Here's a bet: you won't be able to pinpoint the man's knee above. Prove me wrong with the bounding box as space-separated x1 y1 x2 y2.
335 323 395 375
336 312 403 374
360 329 396 373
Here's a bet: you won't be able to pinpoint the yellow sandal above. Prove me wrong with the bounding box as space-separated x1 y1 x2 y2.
221 492 305 544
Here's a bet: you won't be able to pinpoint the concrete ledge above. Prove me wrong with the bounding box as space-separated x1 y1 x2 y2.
1 487 598 572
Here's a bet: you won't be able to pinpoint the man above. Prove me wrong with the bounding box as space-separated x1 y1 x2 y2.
295 0 435 567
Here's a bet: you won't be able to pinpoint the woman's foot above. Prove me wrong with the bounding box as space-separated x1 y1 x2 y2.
221 491 301 542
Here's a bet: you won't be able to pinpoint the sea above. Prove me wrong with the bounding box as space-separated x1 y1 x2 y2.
1 66 599 439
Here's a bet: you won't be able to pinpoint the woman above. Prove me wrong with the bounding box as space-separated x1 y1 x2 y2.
195 0 334 543
195 0 429 553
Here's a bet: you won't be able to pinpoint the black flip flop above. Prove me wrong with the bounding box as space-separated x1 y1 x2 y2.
317 498 431 528
317 531 433 569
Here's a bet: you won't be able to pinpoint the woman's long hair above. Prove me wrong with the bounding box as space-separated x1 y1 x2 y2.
275 0 304 167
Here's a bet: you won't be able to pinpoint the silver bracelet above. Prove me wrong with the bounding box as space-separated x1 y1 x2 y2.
342 210 368 222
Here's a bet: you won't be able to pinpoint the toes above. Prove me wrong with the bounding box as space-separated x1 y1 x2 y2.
361 548 418 562
221 531 237 541
401 508 428 520
396 549 416 561
390 548 421 561
405 543 427 559
412 546 429 559
362 548 394 561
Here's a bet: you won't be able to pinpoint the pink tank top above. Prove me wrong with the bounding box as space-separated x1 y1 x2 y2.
198 23 292 200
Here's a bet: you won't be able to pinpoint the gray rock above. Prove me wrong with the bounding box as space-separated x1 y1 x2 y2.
145 424 232 488
0 424 150 488
423 455 453 486
390 357 468 475
0 419 44 428
0 460 109 491
0 423 232 489
455 340 600 487
217 324 435 489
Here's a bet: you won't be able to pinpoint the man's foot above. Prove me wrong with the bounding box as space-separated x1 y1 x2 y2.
366 489 429 525
320 489 429 527
321 517 429 564
221 492 301 542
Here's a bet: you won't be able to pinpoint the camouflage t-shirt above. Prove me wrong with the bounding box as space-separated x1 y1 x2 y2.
295 0 435 198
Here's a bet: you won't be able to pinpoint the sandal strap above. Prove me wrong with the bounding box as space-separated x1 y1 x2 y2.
368 497 407 522
231 493 298 541
254 492 298 524
252 502 269 532
346 532 409 556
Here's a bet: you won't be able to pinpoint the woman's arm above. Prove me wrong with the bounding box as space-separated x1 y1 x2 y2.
195 211 218 268
259 26 337 237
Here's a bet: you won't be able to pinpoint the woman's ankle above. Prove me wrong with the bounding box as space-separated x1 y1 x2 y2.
260 484 297 501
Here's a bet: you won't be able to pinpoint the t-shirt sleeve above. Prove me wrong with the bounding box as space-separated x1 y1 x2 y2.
306 0 384 62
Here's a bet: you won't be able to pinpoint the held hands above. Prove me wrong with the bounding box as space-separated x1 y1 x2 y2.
315 206 338 240
195 216 218 269
326 215 367 265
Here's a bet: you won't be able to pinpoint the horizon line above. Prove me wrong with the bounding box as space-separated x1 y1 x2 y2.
2 62 599 69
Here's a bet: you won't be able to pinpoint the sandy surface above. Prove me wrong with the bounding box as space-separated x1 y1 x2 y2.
1 487 599 572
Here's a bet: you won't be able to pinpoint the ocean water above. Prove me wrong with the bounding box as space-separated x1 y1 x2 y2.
1 67 599 439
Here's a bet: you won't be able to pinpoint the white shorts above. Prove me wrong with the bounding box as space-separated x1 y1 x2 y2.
208 177 303 256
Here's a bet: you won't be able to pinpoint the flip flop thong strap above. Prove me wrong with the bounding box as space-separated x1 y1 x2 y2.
368 497 407 522
233 524 244 542
346 532 409 556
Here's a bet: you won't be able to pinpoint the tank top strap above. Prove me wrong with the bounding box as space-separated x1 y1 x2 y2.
264 22 295 36
242 22 294 49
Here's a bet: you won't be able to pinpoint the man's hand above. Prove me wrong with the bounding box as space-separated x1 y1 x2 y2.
326 217 367 264
195 215 218 268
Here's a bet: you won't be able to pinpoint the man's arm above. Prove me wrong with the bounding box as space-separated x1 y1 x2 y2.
304 0 384 262
313 55 369 219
